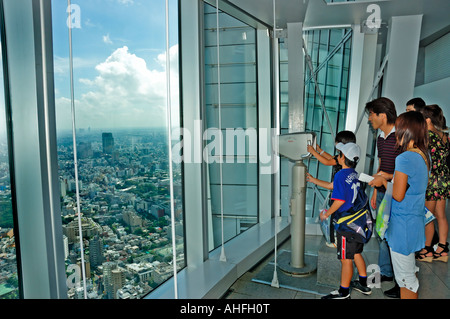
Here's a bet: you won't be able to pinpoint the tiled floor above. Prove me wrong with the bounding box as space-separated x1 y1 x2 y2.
224 206 450 300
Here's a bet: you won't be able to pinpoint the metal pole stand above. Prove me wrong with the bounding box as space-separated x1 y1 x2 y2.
278 159 317 277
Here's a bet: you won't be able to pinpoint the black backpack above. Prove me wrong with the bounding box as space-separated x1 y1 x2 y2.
335 185 373 244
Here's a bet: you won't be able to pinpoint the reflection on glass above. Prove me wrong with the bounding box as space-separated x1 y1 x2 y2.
52 0 183 299
203 3 258 251
0 30 19 299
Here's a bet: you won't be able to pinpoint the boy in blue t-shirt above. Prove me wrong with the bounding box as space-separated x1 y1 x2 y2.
308 142 372 299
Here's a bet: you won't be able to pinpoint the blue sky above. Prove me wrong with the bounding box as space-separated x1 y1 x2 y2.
51 0 179 131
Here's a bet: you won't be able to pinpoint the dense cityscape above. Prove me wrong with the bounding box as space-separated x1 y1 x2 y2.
0 127 185 299
0 137 18 299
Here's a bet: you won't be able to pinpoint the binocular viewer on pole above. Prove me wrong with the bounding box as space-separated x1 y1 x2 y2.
275 132 318 275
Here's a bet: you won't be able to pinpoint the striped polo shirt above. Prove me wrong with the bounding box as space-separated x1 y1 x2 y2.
377 126 401 193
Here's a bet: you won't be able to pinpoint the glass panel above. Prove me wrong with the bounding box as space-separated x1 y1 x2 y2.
203 3 258 251
205 63 256 84
210 185 258 216
302 28 352 218
205 104 257 129
0 20 20 299
205 83 257 108
208 163 257 185
329 29 343 50
52 0 183 299
318 30 329 65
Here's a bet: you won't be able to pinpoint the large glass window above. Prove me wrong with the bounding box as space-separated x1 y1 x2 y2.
0 13 20 299
203 3 258 251
51 0 183 299
278 29 352 220
303 28 352 218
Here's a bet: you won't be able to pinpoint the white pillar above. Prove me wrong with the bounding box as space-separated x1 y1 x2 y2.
346 26 378 172
180 0 206 267
287 22 304 133
286 23 308 269
286 23 305 214
382 15 423 114
3 0 67 298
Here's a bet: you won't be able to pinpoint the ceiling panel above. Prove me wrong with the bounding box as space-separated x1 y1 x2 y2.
226 0 450 40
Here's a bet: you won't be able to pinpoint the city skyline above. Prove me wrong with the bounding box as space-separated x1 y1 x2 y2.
50 0 185 297
57 127 184 299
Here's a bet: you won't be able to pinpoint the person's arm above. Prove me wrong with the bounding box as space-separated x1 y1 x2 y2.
370 157 381 209
307 145 337 166
370 170 408 202
369 175 388 189
317 155 337 166
391 171 408 202
377 170 394 181
320 199 344 221
370 188 377 210
306 172 333 190
315 144 333 160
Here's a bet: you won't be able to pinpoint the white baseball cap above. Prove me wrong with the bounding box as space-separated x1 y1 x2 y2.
336 142 361 162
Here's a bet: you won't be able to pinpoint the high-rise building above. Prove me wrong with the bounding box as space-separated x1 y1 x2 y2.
77 141 93 159
111 269 126 299
102 262 117 299
103 262 125 299
102 132 114 154
89 236 104 268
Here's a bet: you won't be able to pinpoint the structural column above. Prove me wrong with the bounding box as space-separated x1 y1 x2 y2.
287 22 304 133
3 0 67 298
382 15 423 114
283 22 305 219
346 25 378 172
284 22 316 274
179 0 206 267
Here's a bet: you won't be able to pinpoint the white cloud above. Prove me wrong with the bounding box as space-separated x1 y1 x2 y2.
53 56 98 74
102 34 113 44
56 45 179 131
117 0 134 5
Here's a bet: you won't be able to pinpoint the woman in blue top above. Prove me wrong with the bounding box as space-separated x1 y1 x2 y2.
370 111 429 299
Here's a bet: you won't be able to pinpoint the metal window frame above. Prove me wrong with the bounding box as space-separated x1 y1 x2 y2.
2 0 67 298
0 0 23 299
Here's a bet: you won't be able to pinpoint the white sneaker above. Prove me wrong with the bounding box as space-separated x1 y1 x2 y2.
326 241 337 248
321 290 350 299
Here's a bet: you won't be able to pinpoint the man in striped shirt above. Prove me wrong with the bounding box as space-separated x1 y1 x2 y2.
366 97 401 298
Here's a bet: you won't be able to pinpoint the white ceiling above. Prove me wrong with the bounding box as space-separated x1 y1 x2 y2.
227 0 450 41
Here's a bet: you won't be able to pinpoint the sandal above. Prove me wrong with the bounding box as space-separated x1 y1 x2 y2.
433 242 449 263
415 246 434 262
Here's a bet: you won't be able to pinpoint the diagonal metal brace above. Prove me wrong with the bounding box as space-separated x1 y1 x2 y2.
355 54 389 134
302 40 335 141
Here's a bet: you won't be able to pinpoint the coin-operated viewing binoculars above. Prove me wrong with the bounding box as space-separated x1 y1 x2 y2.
276 132 317 275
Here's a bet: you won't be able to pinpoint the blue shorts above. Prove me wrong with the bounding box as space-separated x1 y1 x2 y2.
336 231 364 260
